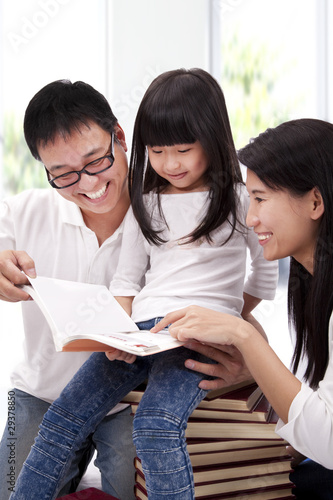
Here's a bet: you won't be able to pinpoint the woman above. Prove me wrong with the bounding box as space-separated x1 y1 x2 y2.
153 118 333 499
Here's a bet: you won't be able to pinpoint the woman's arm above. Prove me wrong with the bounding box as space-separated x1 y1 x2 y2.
152 305 301 423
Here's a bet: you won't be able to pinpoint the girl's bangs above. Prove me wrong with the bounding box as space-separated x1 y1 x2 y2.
139 104 197 147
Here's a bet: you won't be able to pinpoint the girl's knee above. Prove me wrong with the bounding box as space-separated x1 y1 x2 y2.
132 408 186 453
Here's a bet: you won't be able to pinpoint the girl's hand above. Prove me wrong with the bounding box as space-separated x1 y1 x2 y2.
105 348 137 364
151 305 246 346
286 445 307 467
183 341 253 391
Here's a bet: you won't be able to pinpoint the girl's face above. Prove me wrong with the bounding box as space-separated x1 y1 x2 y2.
147 141 209 194
246 169 323 274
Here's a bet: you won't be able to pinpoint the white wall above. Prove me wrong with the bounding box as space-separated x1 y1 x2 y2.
107 0 211 146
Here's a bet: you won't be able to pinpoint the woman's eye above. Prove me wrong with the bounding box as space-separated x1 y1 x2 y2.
255 197 264 203
178 149 190 153
151 149 162 154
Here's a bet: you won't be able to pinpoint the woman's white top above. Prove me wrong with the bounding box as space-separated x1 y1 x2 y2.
110 186 278 323
276 314 333 469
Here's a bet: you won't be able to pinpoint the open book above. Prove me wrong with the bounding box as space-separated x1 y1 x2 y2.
21 276 184 355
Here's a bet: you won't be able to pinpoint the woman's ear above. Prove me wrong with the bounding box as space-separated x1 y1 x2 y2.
114 124 127 152
310 187 325 220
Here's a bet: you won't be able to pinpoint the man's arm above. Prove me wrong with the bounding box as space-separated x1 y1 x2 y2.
0 250 36 302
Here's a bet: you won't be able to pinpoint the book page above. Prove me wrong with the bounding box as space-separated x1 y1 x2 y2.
21 276 183 355
62 329 182 354
23 276 139 341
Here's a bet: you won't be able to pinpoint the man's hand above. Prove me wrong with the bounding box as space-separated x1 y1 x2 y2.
184 341 253 391
0 250 36 302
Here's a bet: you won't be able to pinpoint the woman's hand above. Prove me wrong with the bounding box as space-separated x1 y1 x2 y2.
105 348 137 364
152 305 300 424
151 305 250 346
151 306 261 391
183 341 253 391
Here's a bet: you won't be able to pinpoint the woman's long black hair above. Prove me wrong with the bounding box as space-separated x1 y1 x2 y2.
238 118 333 388
129 68 243 246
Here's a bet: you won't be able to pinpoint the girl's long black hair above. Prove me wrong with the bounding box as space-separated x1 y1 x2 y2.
238 119 333 388
129 68 243 246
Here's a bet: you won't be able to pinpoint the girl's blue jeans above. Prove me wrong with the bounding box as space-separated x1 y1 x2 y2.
0 390 135 500
10 319 214 500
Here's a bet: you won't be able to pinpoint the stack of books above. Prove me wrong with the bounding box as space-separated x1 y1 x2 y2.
122 381 295 499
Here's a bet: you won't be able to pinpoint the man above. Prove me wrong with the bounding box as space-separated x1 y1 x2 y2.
0 80 136 499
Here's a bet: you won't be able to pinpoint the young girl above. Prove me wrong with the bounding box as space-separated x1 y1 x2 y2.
155 118 333 499
10 69 277 500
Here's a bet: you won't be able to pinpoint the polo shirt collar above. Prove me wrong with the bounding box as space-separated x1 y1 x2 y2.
57 194 85 227
56 192 128 241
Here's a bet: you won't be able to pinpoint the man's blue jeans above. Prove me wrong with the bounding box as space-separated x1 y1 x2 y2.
10 320 213 500
0 389 136 500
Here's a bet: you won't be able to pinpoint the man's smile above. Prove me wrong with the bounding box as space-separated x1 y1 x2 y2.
83 182 109 200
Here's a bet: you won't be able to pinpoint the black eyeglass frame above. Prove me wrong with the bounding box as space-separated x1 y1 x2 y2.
45 133 115 189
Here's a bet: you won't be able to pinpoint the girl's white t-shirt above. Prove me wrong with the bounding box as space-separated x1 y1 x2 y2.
110 186 278 323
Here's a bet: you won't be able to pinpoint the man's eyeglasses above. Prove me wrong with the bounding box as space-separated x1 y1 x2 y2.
45 134 115 189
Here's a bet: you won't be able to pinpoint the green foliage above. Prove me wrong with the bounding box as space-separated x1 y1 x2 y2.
3 112 48 196
221 33 304 149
